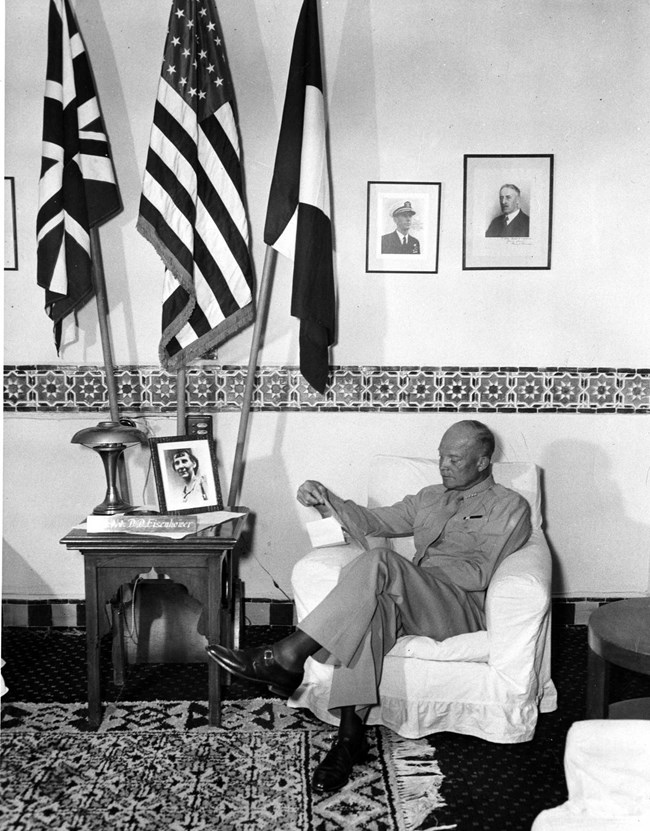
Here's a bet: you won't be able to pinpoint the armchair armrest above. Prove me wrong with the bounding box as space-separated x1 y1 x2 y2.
486 531 553 688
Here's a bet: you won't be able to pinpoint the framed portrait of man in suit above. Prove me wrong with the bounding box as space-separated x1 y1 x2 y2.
366 181 441 274
463 154 553 270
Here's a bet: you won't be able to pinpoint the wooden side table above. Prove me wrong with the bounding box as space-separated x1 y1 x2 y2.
61 510 248 728
586 597 650 719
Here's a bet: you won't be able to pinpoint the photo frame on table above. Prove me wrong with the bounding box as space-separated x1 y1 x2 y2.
366 181 441 274
463 154 553 270
149 435 223 515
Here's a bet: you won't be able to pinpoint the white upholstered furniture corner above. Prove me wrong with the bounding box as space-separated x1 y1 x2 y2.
531 720 650 830
288 456 557 743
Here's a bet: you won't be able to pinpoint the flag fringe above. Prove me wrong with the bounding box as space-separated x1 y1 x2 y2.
160 302 254 372
136 216 194 292
137 208 255 372
384 729 453 831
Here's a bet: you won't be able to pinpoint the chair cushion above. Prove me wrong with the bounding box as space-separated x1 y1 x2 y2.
388 631 488 662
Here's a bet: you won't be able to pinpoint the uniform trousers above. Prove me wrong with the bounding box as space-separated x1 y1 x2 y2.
298 546 484 712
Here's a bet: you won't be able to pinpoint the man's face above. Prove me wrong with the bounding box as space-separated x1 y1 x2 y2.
173 452 196 481
438 428 488 491
499 187 520 215
394 213 413 234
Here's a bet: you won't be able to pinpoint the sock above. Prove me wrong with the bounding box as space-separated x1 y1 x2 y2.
273 629 321 672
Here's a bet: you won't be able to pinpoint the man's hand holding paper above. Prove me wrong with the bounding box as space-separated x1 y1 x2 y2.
299 479 370 551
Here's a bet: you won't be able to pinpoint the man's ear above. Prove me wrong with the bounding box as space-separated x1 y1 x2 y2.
477 455 489 472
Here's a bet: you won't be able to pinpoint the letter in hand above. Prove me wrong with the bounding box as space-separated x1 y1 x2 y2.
297 480 332 517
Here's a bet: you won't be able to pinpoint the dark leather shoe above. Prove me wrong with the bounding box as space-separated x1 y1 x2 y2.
205 644 303 697
312 734 369 793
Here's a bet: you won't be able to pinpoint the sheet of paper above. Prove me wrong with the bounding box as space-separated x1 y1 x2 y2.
306 516 348 548
195 511 247 532
84 510 246 539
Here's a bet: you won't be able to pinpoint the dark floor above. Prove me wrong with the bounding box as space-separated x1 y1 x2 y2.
2 624 650 831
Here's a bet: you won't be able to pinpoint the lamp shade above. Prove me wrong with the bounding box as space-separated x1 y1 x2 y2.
71 420 148 515
71 420 148 448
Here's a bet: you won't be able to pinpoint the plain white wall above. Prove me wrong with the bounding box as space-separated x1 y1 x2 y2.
3 0 650 600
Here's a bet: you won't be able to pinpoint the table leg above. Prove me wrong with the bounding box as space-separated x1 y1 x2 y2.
84 560 102 729
586 647 610 718
206 556 222 727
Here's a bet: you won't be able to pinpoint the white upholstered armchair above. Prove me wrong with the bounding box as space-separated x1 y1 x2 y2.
288 455 557 743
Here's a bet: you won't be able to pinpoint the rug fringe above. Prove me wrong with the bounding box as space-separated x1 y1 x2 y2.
386 732 452 831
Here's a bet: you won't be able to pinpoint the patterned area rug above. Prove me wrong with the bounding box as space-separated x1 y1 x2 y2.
1 699 452 831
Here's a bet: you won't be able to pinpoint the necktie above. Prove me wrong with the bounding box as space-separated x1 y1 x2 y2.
414 489 462 566
445 489 463 509
402 235 408 246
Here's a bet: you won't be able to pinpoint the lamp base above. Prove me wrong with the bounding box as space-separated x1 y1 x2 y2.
90 443 134 516
91 495 135 516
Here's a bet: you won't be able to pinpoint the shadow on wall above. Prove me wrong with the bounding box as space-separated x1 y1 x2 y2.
73 0 146 361
1 540 55 598
540 440 650 596
328 0 386 360
230 414 310 601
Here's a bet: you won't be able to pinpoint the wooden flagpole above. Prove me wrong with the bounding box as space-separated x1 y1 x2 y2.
227 245 277 506
88 226 138 508
176 367 187 434
89 227 120 423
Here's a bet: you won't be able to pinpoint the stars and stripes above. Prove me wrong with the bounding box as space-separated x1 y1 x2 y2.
137 0 254 370
36 0 121 352
264 0 335 394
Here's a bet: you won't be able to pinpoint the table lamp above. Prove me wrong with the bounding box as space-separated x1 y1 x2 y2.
71 420 148 515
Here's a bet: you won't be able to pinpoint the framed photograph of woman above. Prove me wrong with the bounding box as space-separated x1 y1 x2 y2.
463 154 553 270
149 435 223 515
366 181 441 273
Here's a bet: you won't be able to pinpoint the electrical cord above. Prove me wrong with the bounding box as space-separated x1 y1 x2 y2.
122 576 143 645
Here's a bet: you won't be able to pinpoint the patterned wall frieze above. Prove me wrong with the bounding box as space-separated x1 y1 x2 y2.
4 364 650 414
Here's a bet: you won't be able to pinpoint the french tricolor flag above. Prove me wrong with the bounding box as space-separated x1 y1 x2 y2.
263 0 335 395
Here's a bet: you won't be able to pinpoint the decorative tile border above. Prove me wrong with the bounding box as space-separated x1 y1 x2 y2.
4 365 650 413
0 597 628 629
1 598 293 629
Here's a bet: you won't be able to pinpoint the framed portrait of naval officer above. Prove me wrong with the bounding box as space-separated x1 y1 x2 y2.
366 181 441 274
463 154 553 270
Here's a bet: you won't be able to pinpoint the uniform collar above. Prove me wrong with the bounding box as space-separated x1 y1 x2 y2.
446 474 494 500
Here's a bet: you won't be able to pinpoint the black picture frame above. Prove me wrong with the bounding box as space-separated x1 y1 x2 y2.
4 177 18 271
149 435 223 515
366 181 441 273
463 154 553 270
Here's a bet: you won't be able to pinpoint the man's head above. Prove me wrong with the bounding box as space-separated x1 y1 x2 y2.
438 421 494 491
499 184 521 216
391 201 415 235
172 449 199 482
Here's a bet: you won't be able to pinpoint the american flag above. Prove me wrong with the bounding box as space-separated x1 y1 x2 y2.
264 0 335 394
36 0 121 352
137 0 254 370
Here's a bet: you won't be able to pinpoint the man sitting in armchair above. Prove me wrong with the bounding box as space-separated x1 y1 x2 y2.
207 420 531 793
